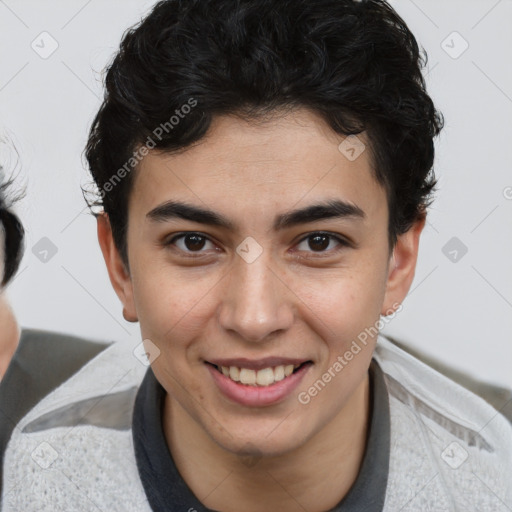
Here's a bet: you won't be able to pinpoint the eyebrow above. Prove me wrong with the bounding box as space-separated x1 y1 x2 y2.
146 199 365 231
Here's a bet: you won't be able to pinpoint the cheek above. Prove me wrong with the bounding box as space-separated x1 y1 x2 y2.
131 263 218 346
134 270 216 402
293 263 387 345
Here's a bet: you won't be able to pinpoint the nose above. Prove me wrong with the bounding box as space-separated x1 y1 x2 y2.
218 252 294 343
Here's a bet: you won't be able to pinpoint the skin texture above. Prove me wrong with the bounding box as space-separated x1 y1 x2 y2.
98 108 424 512
0 294 19 380
0 231 20 380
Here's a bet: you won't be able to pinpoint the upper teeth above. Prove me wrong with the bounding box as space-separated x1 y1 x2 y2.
219 364 300 386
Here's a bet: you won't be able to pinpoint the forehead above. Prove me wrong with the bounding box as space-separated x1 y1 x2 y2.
131 109 386 225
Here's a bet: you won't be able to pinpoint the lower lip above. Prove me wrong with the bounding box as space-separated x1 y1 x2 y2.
206 363 312 407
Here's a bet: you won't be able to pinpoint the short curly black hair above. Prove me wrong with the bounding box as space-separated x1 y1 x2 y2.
85 0 444 265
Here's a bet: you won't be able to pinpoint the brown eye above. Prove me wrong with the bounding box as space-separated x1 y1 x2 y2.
308 234 330 251
166 232 216 255
295 232 349 254
183 234 206 251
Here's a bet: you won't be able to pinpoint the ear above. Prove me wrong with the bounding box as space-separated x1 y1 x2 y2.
97 213 138 322
381 214 426 316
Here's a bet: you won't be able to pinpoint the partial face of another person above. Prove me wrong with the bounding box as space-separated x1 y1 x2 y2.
0 224 20 379
100 108 422 456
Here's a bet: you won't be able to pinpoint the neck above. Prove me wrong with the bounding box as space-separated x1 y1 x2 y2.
0 293 20 379
163 372 370 512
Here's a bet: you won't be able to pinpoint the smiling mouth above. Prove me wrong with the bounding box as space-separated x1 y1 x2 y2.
206 361 312 387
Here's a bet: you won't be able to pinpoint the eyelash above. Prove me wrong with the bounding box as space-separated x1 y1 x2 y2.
164 231 351 258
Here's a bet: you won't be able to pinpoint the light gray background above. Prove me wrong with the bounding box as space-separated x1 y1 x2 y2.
1 0 511 387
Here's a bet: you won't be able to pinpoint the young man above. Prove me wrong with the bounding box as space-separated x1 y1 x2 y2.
2 0 511 510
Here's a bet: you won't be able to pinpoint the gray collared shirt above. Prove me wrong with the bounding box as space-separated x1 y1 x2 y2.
132 358 390 511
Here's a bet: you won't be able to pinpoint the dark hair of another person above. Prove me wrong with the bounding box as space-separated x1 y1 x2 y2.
0 174 24 286
85 0 444 266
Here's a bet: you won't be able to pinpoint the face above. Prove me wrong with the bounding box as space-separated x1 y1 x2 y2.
0 224 4 285
99 108 422 457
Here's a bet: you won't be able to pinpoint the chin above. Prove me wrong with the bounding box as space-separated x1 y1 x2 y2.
206 416 312 459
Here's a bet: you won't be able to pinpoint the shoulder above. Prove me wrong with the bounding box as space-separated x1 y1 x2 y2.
0 329 111 502
0 329 110 422
374 334 512 434
374 335 512 510
0 328 110 431
1 332 150 511
1 328 144 431
0 329 112 487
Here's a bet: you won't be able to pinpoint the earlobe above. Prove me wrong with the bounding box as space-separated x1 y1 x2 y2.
97 213 138 323
122 307 138 323
381 215 426 316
